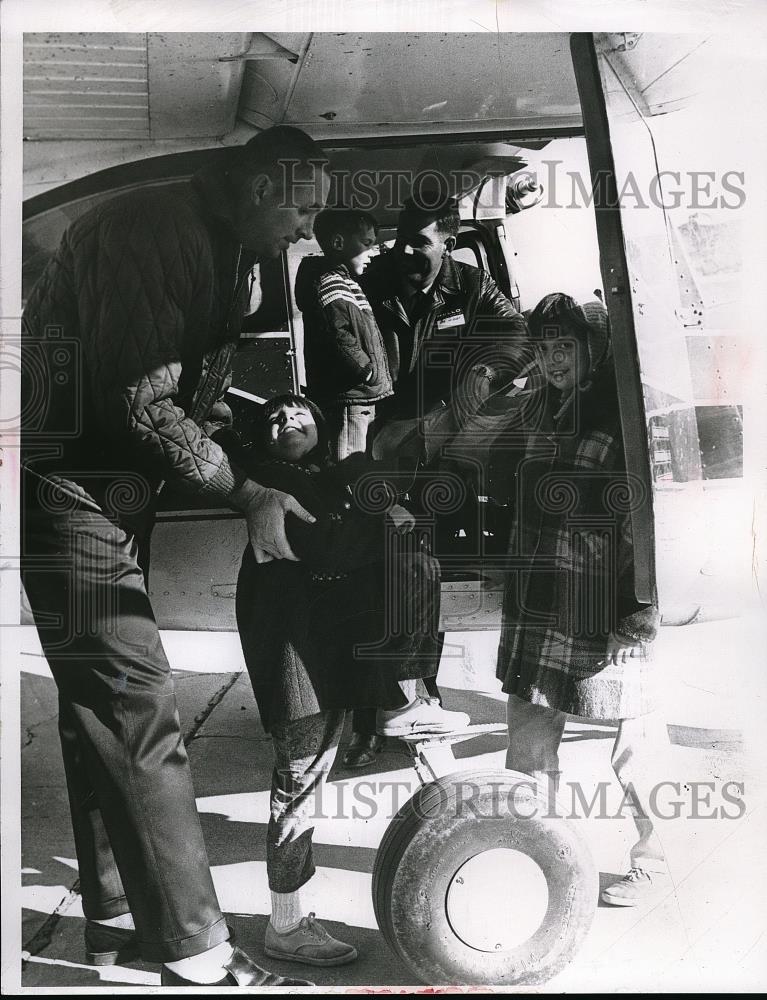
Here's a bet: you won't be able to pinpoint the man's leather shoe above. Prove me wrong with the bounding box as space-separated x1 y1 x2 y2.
85 920 237 967
85 920 140 967
342 732 384 768
160 945 314 987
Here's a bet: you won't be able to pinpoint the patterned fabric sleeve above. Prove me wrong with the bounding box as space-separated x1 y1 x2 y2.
316 272 373 385
574 424 660 642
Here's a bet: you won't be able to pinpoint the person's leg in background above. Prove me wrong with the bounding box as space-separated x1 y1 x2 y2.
422 673 442 702
332 404 376 461
601 711 671 906
22 487 307 987
343 529 442 766
376 548 468 737
343 708 383 768
265 710 358 966
343 665 444 767
505 693 567 795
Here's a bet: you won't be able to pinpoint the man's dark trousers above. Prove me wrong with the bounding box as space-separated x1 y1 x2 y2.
21 473 229 962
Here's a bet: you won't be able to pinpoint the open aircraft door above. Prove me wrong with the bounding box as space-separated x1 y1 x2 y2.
571 32 764 631
373 32 767 987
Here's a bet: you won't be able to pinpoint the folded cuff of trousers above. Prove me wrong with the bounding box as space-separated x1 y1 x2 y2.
138 915 230 963
267 861 316 896
82 895 131 922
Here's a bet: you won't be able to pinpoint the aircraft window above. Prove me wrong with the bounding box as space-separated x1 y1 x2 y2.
22 178 188 303
696 405 744 480
501 138 602 311
230 256 294 424
452 244 484 270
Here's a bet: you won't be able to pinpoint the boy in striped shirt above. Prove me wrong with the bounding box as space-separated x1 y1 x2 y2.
295 209 395 459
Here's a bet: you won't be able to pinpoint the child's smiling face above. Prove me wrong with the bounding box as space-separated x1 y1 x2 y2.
539 332 589 393
266 403 319 461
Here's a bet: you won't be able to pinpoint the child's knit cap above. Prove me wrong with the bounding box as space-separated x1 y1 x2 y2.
528 292 610 372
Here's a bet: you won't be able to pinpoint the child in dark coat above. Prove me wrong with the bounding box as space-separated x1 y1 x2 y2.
233 393 468 967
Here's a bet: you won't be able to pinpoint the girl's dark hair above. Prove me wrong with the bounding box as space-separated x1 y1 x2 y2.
257 392 330 462
527 292 612 377
527 292 591 343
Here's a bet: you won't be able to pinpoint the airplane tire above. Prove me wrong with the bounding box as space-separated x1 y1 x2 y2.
372 769 598 986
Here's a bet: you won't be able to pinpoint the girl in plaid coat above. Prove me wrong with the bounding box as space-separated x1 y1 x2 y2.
496 293 666 907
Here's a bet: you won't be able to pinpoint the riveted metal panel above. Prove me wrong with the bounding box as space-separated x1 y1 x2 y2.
23 32 249 141
281 32 581 136
146 33 250 139
24 33 150 139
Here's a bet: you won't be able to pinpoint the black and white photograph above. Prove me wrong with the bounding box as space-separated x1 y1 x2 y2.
1 1 766 992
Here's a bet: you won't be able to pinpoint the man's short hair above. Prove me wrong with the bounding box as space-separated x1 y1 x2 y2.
313 208 379 253
230 125 330 192
399 187 460 239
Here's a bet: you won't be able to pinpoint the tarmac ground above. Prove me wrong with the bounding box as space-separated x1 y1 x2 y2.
15 616 767 993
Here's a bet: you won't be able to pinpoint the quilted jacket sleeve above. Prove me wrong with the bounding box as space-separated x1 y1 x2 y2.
71 197 245 499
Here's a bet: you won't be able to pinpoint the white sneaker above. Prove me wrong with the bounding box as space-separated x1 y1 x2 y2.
377 697 470 736
600 867 668 907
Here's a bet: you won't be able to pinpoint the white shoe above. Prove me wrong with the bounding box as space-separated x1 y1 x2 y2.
600 867 668 907
377 697 470 736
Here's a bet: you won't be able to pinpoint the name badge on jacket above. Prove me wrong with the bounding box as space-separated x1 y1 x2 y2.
436 310 466 330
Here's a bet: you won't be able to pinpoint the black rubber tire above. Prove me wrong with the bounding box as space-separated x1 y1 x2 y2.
372 768 598 986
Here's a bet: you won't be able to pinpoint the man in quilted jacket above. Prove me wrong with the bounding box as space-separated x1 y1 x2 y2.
21 125 330 987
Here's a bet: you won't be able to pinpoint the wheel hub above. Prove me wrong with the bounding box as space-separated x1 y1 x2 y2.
445 847 550 952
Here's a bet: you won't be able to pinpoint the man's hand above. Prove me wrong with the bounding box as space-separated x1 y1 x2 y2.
231 479 316 563
605 632 642 665
387 503 416 534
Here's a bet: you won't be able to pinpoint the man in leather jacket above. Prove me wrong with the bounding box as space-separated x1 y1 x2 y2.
361 191 530 459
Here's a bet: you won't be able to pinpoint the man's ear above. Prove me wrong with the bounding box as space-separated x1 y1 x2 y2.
250 173 272 206
331 234 344 252
444 235 457 253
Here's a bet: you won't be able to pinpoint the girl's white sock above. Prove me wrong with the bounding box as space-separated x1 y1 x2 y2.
398 678 417 702
270 888 305 931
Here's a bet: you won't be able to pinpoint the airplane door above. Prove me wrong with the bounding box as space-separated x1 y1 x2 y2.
570 32 764 623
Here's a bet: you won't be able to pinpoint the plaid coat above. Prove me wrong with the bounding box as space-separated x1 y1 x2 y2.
495 365 659 720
